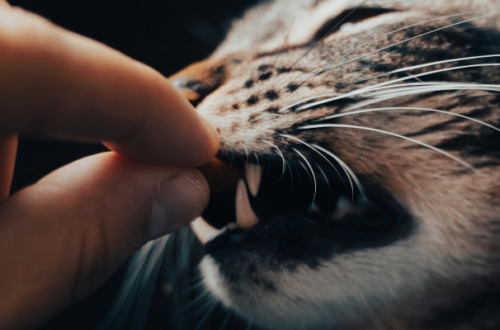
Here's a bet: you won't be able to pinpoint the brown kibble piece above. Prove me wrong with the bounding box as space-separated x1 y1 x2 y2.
199 158 243 194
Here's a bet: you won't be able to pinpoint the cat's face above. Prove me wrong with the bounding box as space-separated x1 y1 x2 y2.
170 0 500 329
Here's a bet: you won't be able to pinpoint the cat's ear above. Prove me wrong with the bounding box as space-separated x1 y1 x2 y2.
312 7 397 41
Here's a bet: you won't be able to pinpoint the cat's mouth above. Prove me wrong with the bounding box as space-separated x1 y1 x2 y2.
195 157 411 258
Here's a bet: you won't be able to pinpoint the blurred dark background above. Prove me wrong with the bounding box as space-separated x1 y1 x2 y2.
8 0 257 193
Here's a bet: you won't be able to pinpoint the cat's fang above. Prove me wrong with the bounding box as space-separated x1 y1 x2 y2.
245 163 263 197
236 179 259 228
191 217 220 244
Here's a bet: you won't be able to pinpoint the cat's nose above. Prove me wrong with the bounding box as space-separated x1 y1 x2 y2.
169 58 228 107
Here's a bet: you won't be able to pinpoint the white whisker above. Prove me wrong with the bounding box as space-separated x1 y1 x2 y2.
243 144 249 162
297 64 500 111
311 144 365 200
182 290 212 313
218 313 232 330
364 84 500 98
195 303 217 330
299 160 314 186
280 134 347 189
288 11 475 88
304 11 499 83
301 124 475 171
287 160 294 187
236 127 250 161
279 93 341 112
319 107 500 132
353 54 500 85
317 164 332 200
294 148 318 205
280 134 355 198
254 152 260 166
405 71 423 83
261 140 287 177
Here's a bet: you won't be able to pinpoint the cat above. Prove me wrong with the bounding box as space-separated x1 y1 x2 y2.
106 1 500 329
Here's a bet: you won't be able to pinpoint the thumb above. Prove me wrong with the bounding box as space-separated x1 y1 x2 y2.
0 152 209 330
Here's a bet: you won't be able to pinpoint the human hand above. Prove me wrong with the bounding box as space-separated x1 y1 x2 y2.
0 1 219 329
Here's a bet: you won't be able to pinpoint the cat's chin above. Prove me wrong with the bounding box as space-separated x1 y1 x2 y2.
191 219 338 330
198 254 337 330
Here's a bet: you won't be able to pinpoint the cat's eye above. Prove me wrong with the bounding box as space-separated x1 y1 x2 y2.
313 7 396 40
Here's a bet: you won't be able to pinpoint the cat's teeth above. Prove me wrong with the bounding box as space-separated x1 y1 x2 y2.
236 179 259 228
191 217 220 244
245 163 263 197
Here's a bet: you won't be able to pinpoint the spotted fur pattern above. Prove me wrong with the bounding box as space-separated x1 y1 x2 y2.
170 1 500 329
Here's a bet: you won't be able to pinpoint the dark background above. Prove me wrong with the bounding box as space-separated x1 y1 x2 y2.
8 0 257 193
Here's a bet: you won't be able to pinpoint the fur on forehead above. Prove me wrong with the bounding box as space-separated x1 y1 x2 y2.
214 0 500 57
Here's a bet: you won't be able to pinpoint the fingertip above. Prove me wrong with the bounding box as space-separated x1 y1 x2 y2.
149 168 210 240
199 113 221 161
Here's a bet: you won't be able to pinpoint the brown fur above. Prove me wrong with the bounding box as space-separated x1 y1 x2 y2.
169 1 500 329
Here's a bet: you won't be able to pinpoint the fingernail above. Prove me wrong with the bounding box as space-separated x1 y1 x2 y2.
150 172 209 240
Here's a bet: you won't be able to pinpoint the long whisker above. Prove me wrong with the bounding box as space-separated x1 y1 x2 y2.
296 63 500 111
317 164 332 202
301 124 475 171
261 140 287 177
280 134 356 198
195 303 218 330
341 84 500 111
281 63 500 113
243 144 249 162
218 313 232 330
181 290 212 313
294 148 318 205
254 152 260 166
351 54 500 86
287 160 294 187
311 144 365 200
299 160 314 186
364 84 500 98
235 127 250 162
319 107 500 132
279 93 341 112
295 11 498 87
356 81 500 94
286 11 474 88
405 71 424 83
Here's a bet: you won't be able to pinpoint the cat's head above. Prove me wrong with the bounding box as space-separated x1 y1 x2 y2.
170 0 500 329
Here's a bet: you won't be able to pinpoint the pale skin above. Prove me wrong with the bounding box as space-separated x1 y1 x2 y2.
0 1 220 329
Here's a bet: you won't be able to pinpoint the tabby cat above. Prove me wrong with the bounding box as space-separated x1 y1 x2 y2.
161 0 500 329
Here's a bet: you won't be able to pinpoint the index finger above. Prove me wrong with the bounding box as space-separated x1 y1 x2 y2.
0 6 219 166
